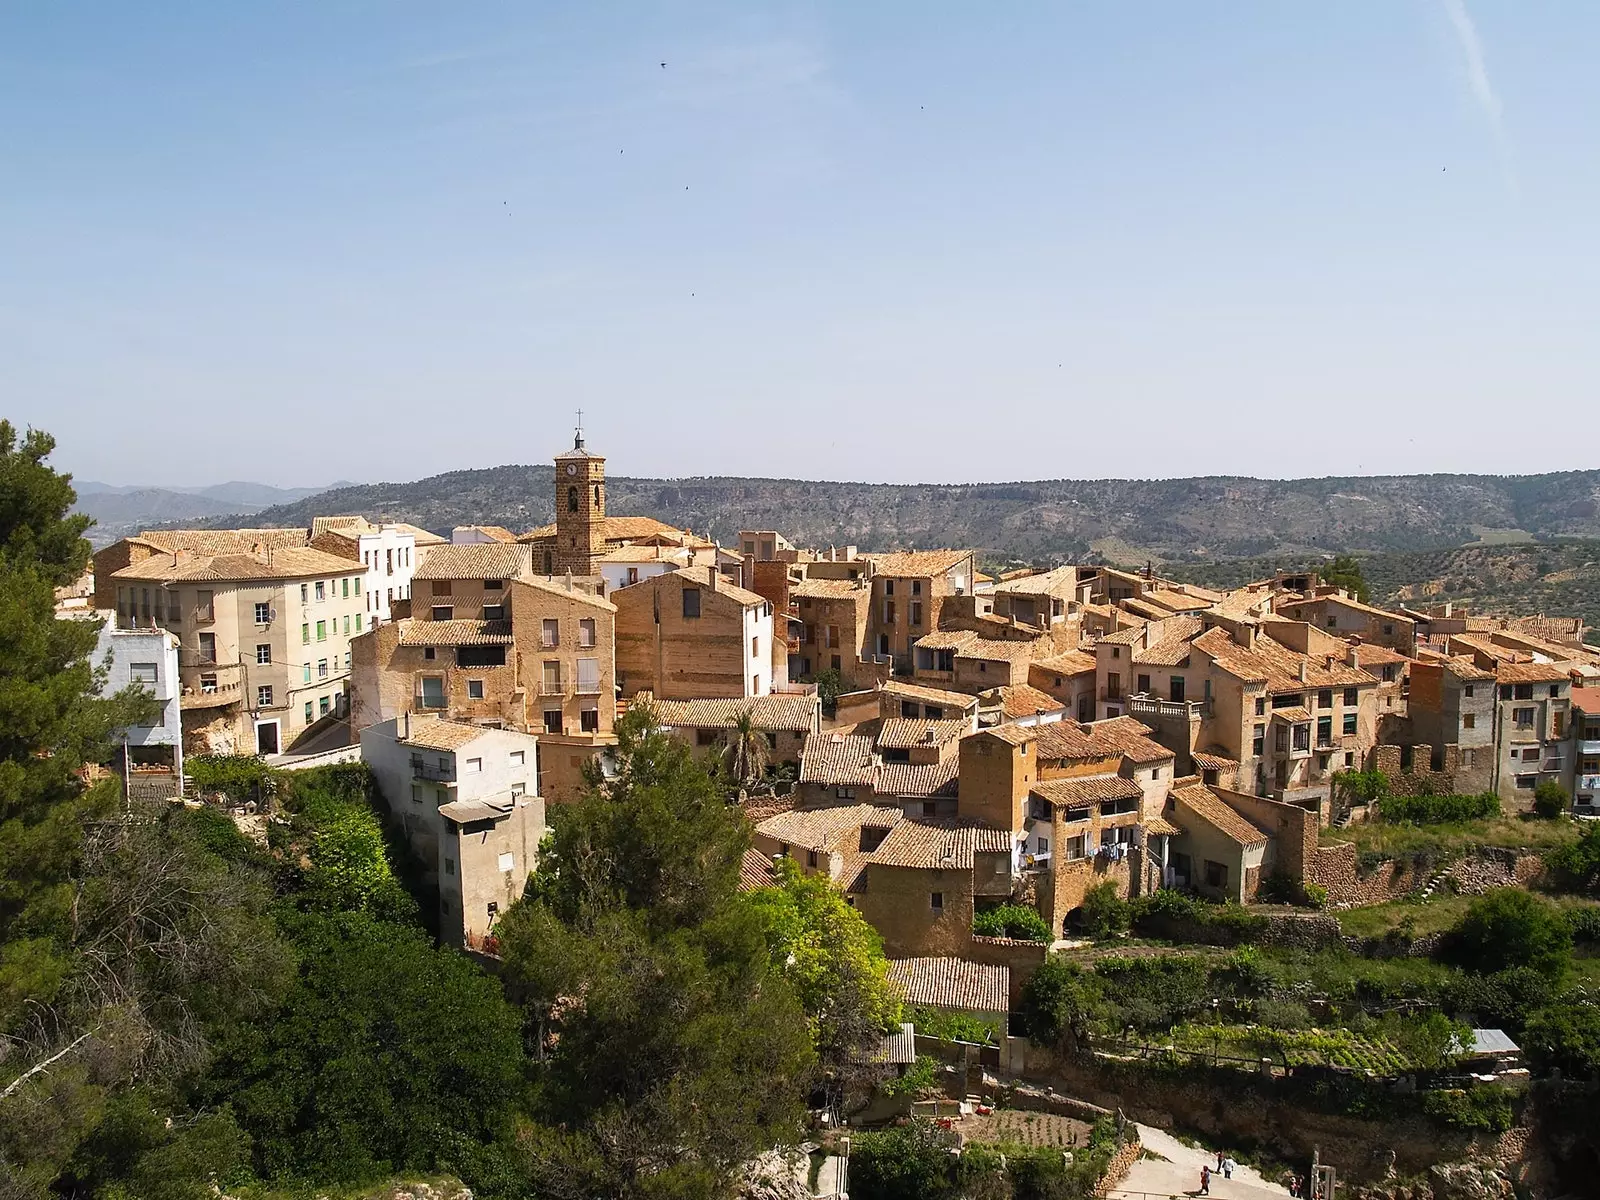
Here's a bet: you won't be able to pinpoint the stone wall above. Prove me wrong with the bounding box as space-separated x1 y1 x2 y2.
1311 841 1547 907
969 935 1050 1007
1094 1133 1143 1198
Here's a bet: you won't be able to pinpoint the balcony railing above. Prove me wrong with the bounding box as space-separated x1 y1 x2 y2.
411 761 455 782
537 680 568 696
1577 774 1600 796
179 662 244 710
573 680 604 696
1129 695 1212 720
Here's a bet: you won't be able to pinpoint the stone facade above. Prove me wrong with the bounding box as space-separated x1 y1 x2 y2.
613 568 774 700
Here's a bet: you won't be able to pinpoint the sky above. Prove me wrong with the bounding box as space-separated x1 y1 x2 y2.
4 2 1599 488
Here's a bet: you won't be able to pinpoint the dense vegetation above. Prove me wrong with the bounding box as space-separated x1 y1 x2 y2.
850 1116 1119 1200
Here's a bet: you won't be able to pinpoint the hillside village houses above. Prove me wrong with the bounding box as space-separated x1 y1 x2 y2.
83 429 1600 993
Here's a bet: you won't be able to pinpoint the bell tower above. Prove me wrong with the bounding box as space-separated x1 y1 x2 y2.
554 413 606 576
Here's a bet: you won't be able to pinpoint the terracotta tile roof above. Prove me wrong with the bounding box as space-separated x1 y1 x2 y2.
454 525 518 542
756 804 902 852
888 958 1010 1014
990 566 1081 595
389 523 448 545
741 796 795 825
915 629 981 651
870 549 973 577
881 679 979 710
792 577 869 599
1431 655 1496 681
1120 597 1175 621
1134 619 1204 666
595 544 692 563
800 732 878 786
877 758 960 799
956 638 1041 665
877 718 967 750
1035 717 1171 764
868 821 1005 870
110 545 363 583
1144 815 1184 837
513 576 617 611
1192 626 1376 692
1030 776 1143 806
131 528 310 554
985 684 1067 719
648 693 820 732
1570 687 1600 713
312 515 378 536
1270 706 1312 723
1345 641 1411 666
1170 782 1268 847
1030 649 1097 677
398 717 494 752
739 847 782 892
1098 622 1152 646
412 543 534 582
1191 751 1239 772
1277 593 1414 625
396 619 514 647
973 723 1037 747
1495 661 1572 685
521 516 709 547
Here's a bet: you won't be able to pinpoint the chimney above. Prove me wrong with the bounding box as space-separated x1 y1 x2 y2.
402 710 411 740
708 564 719 589
1326 655 1336 671
1142 623 1153 650
1299 660 1309 684
1351 647 1361 670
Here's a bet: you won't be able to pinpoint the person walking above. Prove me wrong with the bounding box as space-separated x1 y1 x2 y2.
1223 1156 1236 1180
1200 1164 1211 1195
1216 1150 1225 1171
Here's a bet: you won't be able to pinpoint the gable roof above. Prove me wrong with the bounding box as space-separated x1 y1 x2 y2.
1495 661 1571 685
1133 617 1204 666
411 543 534 582
648 693 820 732
756 804 902 852
1030 775 1143 806
877 718 967 751
1170 782 1268 847
984 684 1067 719
739 847 782 892
888 958 1009 1014
800 732 878 786
616 570 767 608
1035 716 1172 765
129 528 310 554
1192 625 1376 692
991 566 1081 596
877 758 961 799
792 577 869 600
881 679 980 710
398 717 494 752
1030 649 1098 677
396 619 514 647
870 549 972 577
110 545 362 584
867 820 1010 871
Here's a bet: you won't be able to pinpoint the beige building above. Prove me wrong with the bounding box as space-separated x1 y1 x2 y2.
1275 591 1417 655
865 550 976 672
613 568 774 700
648 693 821 769
361 714 544 948
101 536 367 755
790 576 873 682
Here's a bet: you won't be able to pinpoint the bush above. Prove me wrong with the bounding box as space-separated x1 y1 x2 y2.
908 1005 1000 1046
1547 821 1600 892
1303 882 1329 909
1419 1086 1515 1134
1376 791 1500 825
1079 882 1128 939
1443 967 1556 1036
973 903 1051 942
850 1121 958 1200
1019 957 1101 1050
1445 888 1572 980
881 1055 939 1098
1521 1002 1600 1078
1566 905 1600 944
1127 889 1268 946
1533 781 1570 820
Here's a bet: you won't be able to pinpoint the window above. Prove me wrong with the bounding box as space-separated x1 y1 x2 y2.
1462 713 1476 730
1513 707 1536 727
1326 615 1338 628
498 852 515 872
542 618 559 648
543 710 562 734
411 784 424 804
1521 747 1540 762
922 800 937 816
910 601 923 626
318 659 329 678
423 647 436 660
1255 697 1266 716
484 578 504 591
345 651 351 669
1273 693 1303 709
1464 685 1475 698
254 602 271 624
1317 716 1333 745
1110 646 1120 659
256 644 271 664
467 679 485 699
431 606 453 621
1382 623 1394 636
304 702 313 723
510 750 525 766
682 588 701 619
355 614 362 632
1514 683 1534 701
884 580 895 596
420 676 445 708
1318 689 1333 709
911 580 922 595
302 664 311 684
464 757 482 774
444 857 456 876
1106 672 1121 699
1204 860 1228 889
1253 725 1265 756
1137 673 1151 695
1344 751 1354 766
1292 724 1310 752
1343 687 1359 707
257 685 273 707
929 891 944 914
315 620 326 641
1516 774 1537 790
1037 837 1049 854
1343 713 1357 736
1551 684 1562 699
458 645 506 667
198 632 216 662
319 695 330 716
300 584 308 603
129 662 158 684
1169 676 1185 702
342 577 350 598
315 581 325 601
751 636 760 658
1381 664 1397 683
483 604 505 621
883 600 895 623
567 486 579 512
343 615 350 635
199 673 217 693
431 580 452 597
354 576 362 593
806 849 819 869
832 654 842 670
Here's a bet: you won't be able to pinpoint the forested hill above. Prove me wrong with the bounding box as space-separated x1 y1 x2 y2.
214 466 1600 565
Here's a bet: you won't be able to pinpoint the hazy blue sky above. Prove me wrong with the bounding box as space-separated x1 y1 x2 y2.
4 2 1598 487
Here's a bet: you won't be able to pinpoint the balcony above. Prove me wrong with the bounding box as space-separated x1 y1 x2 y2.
1129 695 1212 721
179 662 243 710
573 679 605 696
410 760 455 782
1581 739 1600 756
537 680 568 697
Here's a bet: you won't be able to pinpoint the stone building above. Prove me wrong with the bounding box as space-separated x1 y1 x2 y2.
790 576 873 683
1274 591 1417 655
612 567 774 700
361 714 543 948
1404 655 1496 792
99 536 367 755
865 550 976 672
648 693 821 769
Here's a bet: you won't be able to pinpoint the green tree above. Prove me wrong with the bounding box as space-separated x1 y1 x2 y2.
723 711 771 789
1447 888 1573 980
1019 957 1103 1053
1548 821 1600 892
813 667 844 716
496 709 815 1200
747 857 901 1066
850 1120 958 1200
208 910 524 1185
1324 554 1370 602
1079 881 1129 940
1532 780 1570 820
1522 1002 1600 1078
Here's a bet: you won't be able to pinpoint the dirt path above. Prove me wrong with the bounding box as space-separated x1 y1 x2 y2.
1114 1124 1289 1200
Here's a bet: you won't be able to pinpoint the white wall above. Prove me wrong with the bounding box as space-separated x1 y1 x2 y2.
743 603 775 696
599 559 675 594
91 613 183 759
358 528 417 625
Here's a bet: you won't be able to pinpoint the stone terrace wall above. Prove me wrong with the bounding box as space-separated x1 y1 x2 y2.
1311 841 1547 907
1094 1132 1143 1198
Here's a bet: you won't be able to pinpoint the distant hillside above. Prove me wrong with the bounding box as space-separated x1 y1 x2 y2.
1169 540 1600 641
76 480 340 546
212 465 1600 565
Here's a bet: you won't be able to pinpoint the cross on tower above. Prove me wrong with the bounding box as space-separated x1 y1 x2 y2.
574 408 585 450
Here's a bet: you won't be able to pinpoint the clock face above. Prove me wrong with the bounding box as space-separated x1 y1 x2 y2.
566 463 578 476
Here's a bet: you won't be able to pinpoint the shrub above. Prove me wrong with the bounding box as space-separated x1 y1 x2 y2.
1419 1086 1515 1134
1303 882 1329 909
1376 791 1499 825
1445 888 1572 980
881 1055 939 1098
1532 781 1570 820
1127 890 1268 946
1547 821 1600 892
908 1005 1000 1046
973 903 1051 942
1080 882 1129 939
1019 957 1101 1050
1521 1002 1600 1078
850 1120 958 1200
1566 905 1600 944
1443 967 1555 1036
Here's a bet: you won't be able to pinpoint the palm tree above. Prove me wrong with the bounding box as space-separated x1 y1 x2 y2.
725 712 771 789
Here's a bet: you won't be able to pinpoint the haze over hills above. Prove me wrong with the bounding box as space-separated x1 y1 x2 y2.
191 464 1600 564
75 480 347 546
